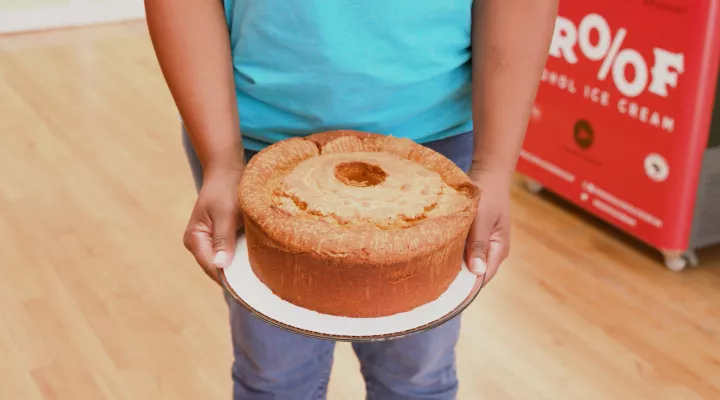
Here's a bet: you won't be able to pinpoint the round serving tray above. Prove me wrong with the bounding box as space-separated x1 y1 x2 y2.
220 234 484 342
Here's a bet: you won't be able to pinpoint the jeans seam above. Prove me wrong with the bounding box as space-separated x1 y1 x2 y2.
315 379 329 398
314 353 333 400
365 379 373 400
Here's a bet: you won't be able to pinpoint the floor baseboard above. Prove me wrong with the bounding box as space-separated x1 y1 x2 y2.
0 1 145 35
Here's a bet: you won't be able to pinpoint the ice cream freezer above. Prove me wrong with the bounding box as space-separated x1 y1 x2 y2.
516 0 720 270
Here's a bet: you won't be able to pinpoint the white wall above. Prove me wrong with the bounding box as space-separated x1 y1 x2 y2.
0 0 145 35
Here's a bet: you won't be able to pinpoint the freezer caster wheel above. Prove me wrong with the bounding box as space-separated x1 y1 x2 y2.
662 250 699 272
523 178 544 194
663 255 687 272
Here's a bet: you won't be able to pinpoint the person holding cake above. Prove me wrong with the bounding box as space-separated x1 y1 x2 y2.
145 0 558 398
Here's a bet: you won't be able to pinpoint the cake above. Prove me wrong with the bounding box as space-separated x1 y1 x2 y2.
238 130 481 318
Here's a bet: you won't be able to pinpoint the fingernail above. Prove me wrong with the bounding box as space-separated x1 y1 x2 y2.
472 257 487 275
212 251 230 269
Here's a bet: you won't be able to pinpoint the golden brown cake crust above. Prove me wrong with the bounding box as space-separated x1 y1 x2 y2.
238 130 481 317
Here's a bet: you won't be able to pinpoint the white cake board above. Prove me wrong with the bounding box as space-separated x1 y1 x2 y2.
220 235 485 342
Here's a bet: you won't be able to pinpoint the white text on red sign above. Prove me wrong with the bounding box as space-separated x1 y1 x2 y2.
548 13 685 99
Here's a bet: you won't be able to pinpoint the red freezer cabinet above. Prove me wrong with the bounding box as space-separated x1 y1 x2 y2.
516 1 720 270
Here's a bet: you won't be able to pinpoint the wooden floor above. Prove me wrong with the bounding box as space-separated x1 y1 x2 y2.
1 21 719 400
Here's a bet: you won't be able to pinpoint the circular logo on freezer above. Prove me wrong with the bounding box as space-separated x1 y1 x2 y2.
573 119 594 150
644 153 669 182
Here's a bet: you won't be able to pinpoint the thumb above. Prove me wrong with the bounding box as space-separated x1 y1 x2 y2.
210 207 238 270
466 223 490 276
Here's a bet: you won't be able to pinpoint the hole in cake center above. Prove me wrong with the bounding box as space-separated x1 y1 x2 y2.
334 161 388 187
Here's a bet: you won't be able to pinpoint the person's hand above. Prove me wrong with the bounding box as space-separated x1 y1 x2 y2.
465 169 513 287
183 163 245 286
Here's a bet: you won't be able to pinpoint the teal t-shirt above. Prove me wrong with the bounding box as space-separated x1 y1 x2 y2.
223 0 473 151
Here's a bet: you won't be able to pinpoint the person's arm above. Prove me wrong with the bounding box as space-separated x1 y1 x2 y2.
145 0 243 173
470 0 558 176
145 0 245 284
465 0 558 283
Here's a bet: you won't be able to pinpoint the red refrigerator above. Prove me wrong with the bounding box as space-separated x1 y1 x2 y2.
516 0 720 270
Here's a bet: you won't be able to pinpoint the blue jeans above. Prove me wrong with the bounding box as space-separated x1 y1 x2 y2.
182 128 474 400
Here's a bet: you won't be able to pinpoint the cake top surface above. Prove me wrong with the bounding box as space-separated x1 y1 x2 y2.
239 130 481 264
